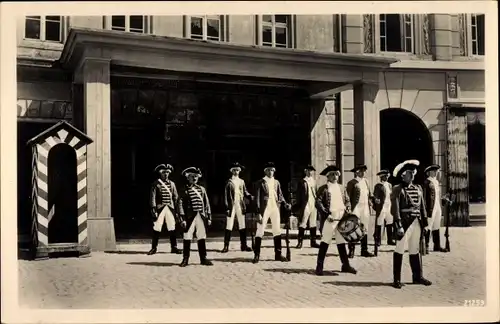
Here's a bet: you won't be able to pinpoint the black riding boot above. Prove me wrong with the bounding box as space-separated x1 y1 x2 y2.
338 243 357 274
147 231 160 255
315 242 329 276
374 225 382 246
198 239 213 266
361 236 374 257
273 235 288 262
296 227 305 249
252 237 262 264
179 240 191 267
386 224 396 245
221 229 231 253
348 243 356 258
424 230 430 255
432 230 448 252
310 227 321 248
410 254 432 285
392 252 403 289
169 230 182 254
239 229 253 252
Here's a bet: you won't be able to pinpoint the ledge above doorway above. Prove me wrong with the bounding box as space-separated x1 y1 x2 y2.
59 28 398 87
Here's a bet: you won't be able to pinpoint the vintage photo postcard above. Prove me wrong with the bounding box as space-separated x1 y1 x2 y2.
1 1 498 323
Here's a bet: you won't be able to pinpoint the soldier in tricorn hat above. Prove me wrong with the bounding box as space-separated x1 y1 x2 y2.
295 164 320 249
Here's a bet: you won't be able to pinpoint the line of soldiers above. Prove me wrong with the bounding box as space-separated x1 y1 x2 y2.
148 159 450 287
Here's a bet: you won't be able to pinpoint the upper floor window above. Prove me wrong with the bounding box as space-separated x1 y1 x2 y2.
470 14 485 55
189 15 223 41
379 14 414 53
260 15 292 48
25 16 63 42
107 16 149 33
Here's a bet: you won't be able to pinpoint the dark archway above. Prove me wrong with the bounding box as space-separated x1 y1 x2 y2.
380 108 434 186
47 144 78 244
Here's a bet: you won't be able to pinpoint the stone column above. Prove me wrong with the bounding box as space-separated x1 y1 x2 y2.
82 58 116 251
430 14 453 61
342 15 364 54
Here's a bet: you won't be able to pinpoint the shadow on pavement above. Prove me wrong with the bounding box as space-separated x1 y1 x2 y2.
105 251 164 255
323 281 391 287
127 261 178 267
212 257 254 263
299 253 339 257
263 268 339 276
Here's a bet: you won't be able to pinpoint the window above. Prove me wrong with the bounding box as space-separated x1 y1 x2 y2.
17 99 72 120
109 16 148 33
379 14 413 53
261 15 291 48
190 15 223 41
470 14 485 55
467 112 485 203
24 16 63 42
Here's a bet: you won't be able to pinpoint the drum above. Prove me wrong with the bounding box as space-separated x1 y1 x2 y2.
336 213 366 243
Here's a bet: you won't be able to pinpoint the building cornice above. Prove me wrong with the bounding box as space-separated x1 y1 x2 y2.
389 59 485 71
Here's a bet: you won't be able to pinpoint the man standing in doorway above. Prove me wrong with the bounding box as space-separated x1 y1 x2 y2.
315 165 357 275
252 162 292 264
423 164 449 253
373 169 396 246
391 159 432 289
148 164 182 255
295 165 320 249
346 164 376 258
178 167 213 267
221 162 253 253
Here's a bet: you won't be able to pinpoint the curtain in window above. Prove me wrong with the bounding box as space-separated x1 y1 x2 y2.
446 110 470 226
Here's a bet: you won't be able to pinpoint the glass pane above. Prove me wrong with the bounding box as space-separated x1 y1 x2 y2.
405 38 412 53
112 16 126 28
152 91 167 116
130 16 144 30
52 101 67 119
380 37 386 51
471 15 476 25
207 18 220 40
275 15 288 24
25 18 41 39
26 100 41 117
262 25 272 44
190 17 203 37
45 20 61 41
471 26 477 39
17 100 27 117
120 89 138 116
40 101 54 118
275 27 287 47
64 103 73 119
379 14 386 22
137 90 154 114
262 15 272 23
46 16 60 22
405 22 411 38
379 21 386 37
26 16 41 19
477 14 485 55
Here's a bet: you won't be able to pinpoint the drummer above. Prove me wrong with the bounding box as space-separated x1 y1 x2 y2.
315 165 357 275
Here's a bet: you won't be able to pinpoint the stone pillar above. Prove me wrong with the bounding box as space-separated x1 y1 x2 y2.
353 83 380 242
82 58 116 251
342 15 364 54
430 14 453 61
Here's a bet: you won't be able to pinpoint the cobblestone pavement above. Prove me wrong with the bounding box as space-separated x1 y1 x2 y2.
18 227 486 309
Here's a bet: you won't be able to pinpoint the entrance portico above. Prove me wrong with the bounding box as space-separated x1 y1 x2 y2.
59 28 397 250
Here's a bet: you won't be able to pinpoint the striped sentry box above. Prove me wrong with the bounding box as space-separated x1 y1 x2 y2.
28 121 93 254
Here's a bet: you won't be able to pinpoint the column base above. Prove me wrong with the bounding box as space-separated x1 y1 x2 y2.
87 218 117 251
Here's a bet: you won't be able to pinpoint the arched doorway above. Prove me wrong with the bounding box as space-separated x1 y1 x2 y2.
380 108 434 185
47 144 78 244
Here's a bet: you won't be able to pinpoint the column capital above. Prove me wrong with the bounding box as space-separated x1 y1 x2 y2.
354 82 379 104
74 57 111 84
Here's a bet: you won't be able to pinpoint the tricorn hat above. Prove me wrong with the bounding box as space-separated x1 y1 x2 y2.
182 167 202 178
424 164 441 173
264 162 276 171
350 164 368 173
320 165 341 176
393 160 420 178
304 165 316 171
376 169 391 176
154 164 173 173
230 162 245 171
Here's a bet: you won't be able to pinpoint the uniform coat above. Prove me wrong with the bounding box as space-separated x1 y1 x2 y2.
150 179 181 231
373 181 392 217
423 178 445 230
391 183 428 233
295 177 318 227
315 183 351 222
254 178 286 215
224 178 252 214
254 177 286 238
346 177 374 226
178 184 212 230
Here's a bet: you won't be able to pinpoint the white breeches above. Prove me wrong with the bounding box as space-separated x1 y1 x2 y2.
321 210 346 245
256 206 281 237
183 213 207 240
428 204 442 231
153 206 176 232
377 208 394 226
226 203 246 230
299 201 318 229
395 218 422 255
352 202 370 226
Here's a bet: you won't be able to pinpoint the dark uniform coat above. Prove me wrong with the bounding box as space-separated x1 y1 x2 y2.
423 178 446 217
346 178 375 211
391 183 429 234
150 179 180 223
255 178 286 215
315 183 351 228
224 178 252 214
373 181 392 217
178 184 211 230
294 178 317 222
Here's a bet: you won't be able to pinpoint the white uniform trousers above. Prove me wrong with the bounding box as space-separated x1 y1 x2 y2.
153 206 176 232
395 218 422 255
256 205 281 237
428 203 442 231
227 203 246 230
320 210 346 245
299 201 318 229
376 208 394 226
352 202 371 227
183 213 207 240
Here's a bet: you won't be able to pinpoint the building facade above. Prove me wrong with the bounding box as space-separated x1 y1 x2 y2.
16 14 485 251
